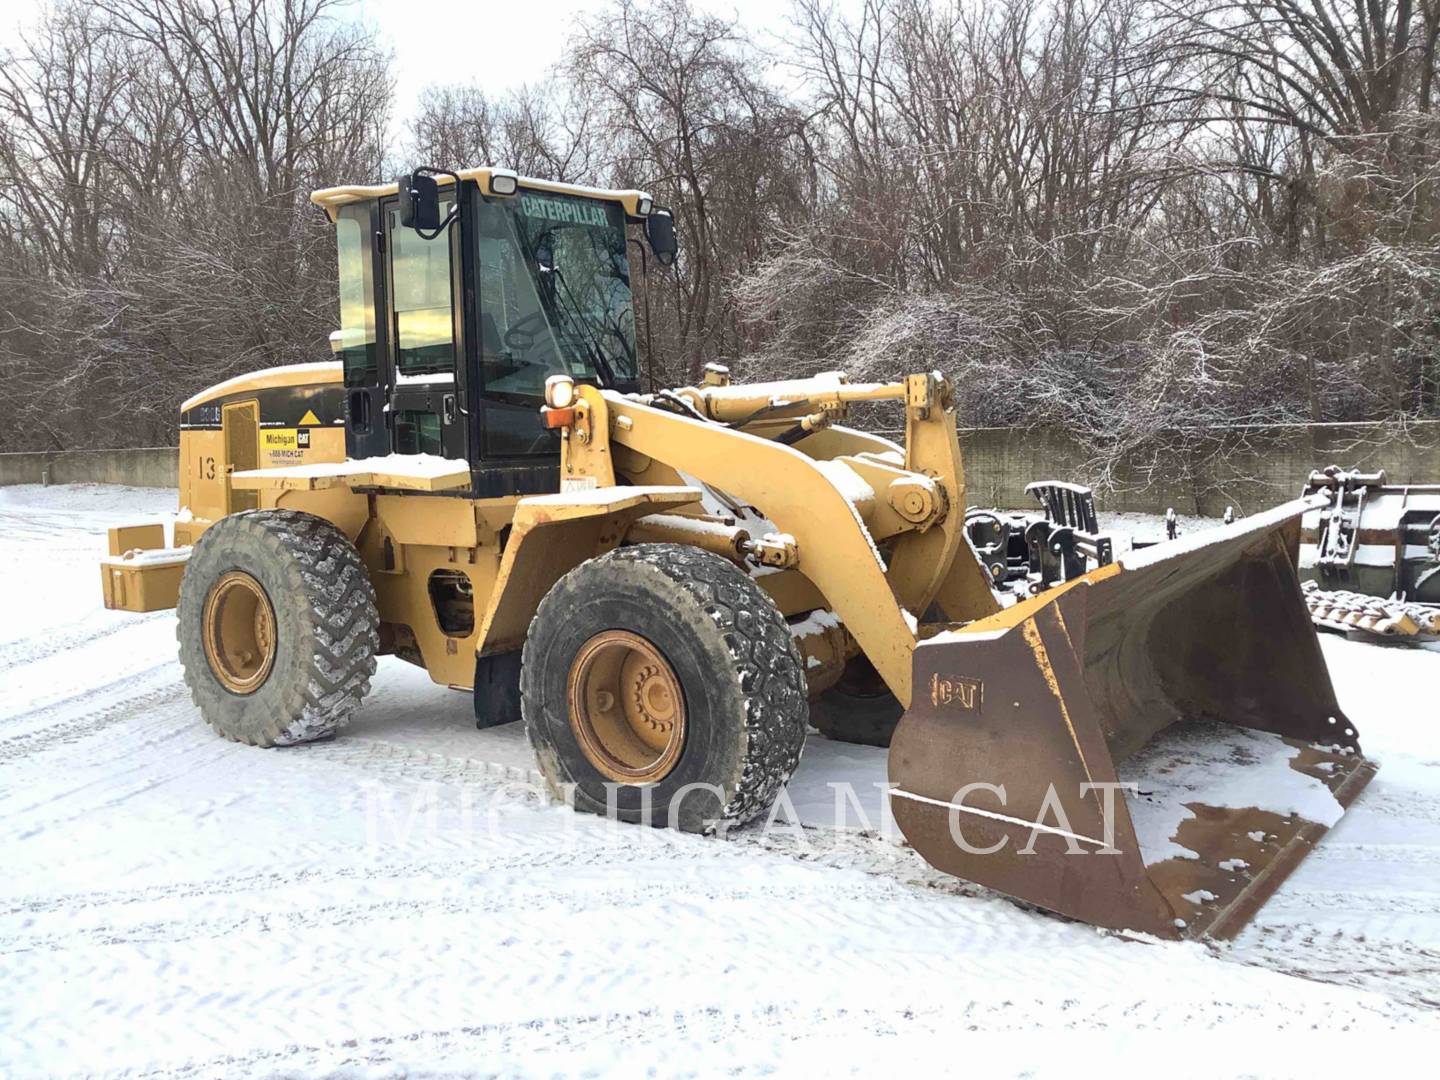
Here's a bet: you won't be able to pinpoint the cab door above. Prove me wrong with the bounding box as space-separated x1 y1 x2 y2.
335 202 389 460
383 196 467 459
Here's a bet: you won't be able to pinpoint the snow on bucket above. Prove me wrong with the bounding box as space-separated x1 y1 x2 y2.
887 498 1377 939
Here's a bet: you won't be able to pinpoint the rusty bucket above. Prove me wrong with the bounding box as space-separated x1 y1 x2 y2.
889 498 1377 939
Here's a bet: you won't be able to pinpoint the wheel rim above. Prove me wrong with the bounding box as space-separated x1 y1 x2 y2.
567 630 686 783
202 571 277 694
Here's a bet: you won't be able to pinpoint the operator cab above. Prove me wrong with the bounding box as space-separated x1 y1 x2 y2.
314 167 677 496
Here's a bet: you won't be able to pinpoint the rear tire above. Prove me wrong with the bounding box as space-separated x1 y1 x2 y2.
521 544 808 832
809 655 903 748
178 510 378 747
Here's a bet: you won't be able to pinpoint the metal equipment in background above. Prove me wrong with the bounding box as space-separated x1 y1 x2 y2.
1302 580 1440 640
1297 466 1440 642
964 481 1115 594
1301 466 1440 603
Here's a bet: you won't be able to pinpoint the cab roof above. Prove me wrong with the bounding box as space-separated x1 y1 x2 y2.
310 166 654 221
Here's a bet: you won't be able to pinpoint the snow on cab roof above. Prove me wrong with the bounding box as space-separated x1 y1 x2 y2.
310 167 654 221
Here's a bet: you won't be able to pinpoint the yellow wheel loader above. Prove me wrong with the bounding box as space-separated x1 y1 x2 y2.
100 165 1376 939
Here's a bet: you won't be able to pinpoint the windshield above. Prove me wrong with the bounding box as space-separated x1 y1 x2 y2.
474 189 637 394
474 189 639 456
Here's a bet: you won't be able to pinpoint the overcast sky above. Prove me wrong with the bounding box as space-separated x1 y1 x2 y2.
0 0 836 158
0 1 822 113
359 0 814 116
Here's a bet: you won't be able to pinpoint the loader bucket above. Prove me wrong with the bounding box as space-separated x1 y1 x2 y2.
888 497 1378 940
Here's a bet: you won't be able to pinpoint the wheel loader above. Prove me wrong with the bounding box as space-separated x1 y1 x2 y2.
99 165 1376 940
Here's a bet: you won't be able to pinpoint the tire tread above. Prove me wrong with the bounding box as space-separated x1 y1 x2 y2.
177 509 378 747
522 543 808 830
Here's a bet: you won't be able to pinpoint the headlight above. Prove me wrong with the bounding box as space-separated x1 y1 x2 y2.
637 195 654 216
545 374 576 409
490 170 519 196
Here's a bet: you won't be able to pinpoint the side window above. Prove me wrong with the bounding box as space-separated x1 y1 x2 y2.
336 205 377 388
389 199 456 377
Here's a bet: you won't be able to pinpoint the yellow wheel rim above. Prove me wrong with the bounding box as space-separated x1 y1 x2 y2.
567 630 686 783
202 571 277 694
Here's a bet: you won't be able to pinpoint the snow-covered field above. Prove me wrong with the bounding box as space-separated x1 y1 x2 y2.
2 485 1438 1077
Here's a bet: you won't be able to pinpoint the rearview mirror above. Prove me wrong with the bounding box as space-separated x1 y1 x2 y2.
645 208 677 267
397 172 441 231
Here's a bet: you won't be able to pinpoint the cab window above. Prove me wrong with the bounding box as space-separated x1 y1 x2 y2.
335 205 377 388
389 199 456 377
473 193 636 457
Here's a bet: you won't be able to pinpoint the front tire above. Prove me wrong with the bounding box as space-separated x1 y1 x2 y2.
178 510 378 747
522 544 808 832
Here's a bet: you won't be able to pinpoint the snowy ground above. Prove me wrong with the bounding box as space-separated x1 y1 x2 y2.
2 485 1438 1077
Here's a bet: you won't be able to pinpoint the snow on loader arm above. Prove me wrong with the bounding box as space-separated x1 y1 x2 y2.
889 494 1378 940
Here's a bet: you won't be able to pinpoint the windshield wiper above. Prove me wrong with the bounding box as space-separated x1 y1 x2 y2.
517 224 622 387
548 265 621 387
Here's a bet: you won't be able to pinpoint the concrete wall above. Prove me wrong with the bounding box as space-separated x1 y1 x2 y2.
5 420 1440 512
0 447 178 489
956 421 1440 516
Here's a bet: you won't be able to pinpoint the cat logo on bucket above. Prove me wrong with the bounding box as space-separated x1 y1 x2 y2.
931 673 982 712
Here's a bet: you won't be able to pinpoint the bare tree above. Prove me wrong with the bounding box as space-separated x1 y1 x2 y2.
2 0 1437 473
569 0 815 379
412 83 596 181
0 0 389 451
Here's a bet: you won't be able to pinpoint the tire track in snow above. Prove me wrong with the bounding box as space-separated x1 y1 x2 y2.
0 835 743 920
0 871 898 955
1227 927 1440 1009
1349 786 1440 823
12 692 1439 1019
0 686 247 841
1250 890 1440 916
3 731 249 841
1308 842 1440 865
304 733 545 787
14 972 1421 1080
102 1002 1161 1078
0 674 188 764
300 743 1440 1019
0 610 169 673
0 636 178 728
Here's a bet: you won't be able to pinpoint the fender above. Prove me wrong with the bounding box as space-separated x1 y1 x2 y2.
474 486 703 657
